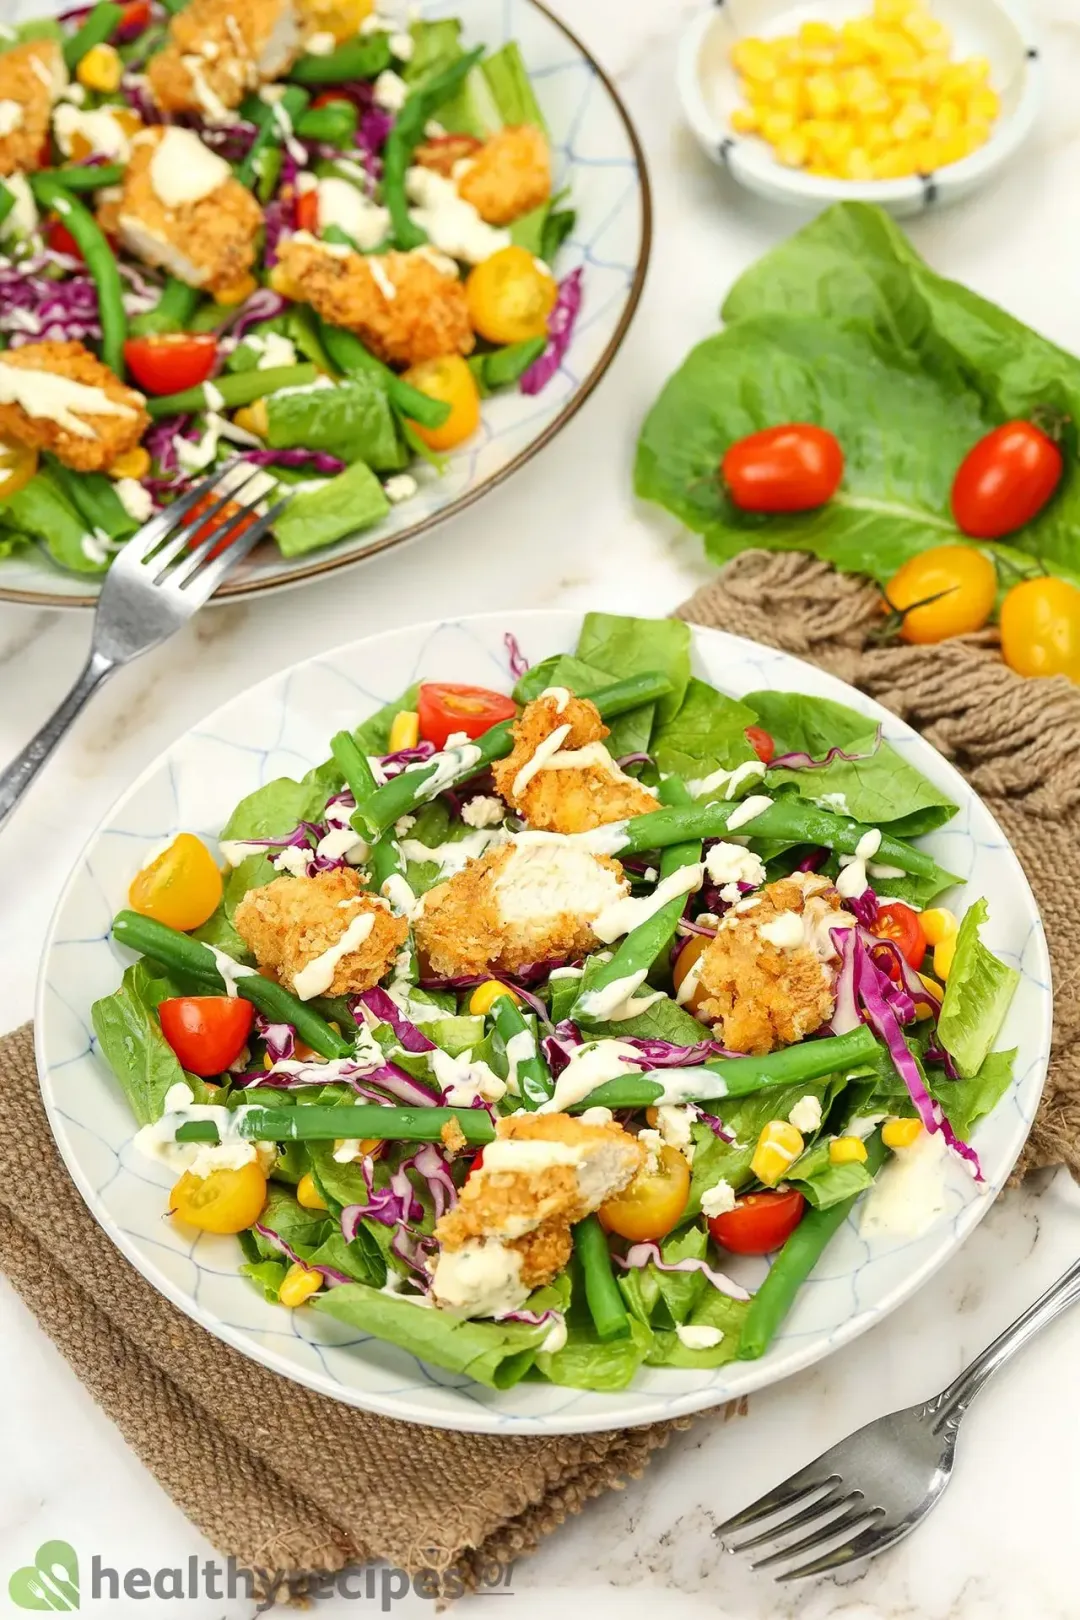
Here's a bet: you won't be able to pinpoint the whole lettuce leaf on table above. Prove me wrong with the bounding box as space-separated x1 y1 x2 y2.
635 202 1080 587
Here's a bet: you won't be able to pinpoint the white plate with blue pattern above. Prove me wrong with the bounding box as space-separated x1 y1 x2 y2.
36 610 1051 1433
0 0 650 608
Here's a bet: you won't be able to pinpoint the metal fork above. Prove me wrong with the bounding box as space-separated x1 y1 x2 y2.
0 464 289 831
716 1256 1080 1581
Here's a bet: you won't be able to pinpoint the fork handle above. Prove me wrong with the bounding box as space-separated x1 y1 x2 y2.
931 1256 1080 1431
0 649 115 831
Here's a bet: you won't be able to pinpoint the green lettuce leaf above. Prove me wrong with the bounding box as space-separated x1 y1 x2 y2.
686 1075 852 1217
272 460 392 557
934 1047 1016 1138
645 1286 747 1368
786 1138 875 1208
652 677 758 779
252 1186 332 1260
240 1259 288 1301
575 612 691 728
532 1314 653 1390
91 962 208 1126
937 899 1019 1076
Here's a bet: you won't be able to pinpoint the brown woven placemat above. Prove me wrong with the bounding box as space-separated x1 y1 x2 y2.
0 548 1076 1601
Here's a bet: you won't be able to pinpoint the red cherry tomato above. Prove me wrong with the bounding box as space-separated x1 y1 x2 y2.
723 424 844 513
745 725 775 764
184 492 260 560
158 997 254 1076
870 901 927 973
708 1188 806 1255
46 218 83 261
123 333 219 397
311 90 354 109
118 0 152 36
294 188 320 233
951 421 1063 539
417 683 518 751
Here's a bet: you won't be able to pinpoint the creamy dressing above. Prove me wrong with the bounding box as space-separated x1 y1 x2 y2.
410 737 484 802
314 826 367 865
655 1102 698 1154
430 1239 526 1316
305 29 337 54
651 1068 730 1106
686 759 767 801
704 841 765 902
481 1137 585 1173
539 1314 567 1354
759 912 805 950
381 871 419 919
512 722 571 797
504 1028 537 1097
837 828 884 900
540 686 571 713
401 827 506 877
429 1046 506 1107
133 1082 262 1178
511 824 631 857
0 361 138 439
537 1040 643 1113
576 970 665 1023
149 127 232 208
114 477 153 525
0 101 23 137
726 794 774 832
207 946 258 997
293 911 375 1000
0 174 37 239
860 1127 951 1240
53 103 132 161
675 951 706 1007
592 862 703 945
404 165 511 264
244 330 298 370
675 1323 724 1350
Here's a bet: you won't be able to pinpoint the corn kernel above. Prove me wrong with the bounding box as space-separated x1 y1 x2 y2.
233 402 269 437
863 120 895 155
771 74 805 114
751 1120 804 1187
914 971 944 1019
933 934 957 980
730 106 760 134
278 1263 324 1308
903 13 951 53
872 148 918 179
800 20 837 47
760 110 797 143
883 1117 924 1149
932 98 964 138
969 88 1000 123
893 99 933 138
731 38 779 83
775 131 809 168
874 0 911 21
296 1172 327 1211
805 73 843 119
920 908 958 946
268 263 300 299
844 147 876 180
107 445 150 481
388 710 420 752
829 1135 869 1165
76 42 122 92
469 980 521 1017
214 274 258 307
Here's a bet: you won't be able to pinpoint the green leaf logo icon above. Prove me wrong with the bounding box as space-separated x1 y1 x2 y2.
9 1541 80 1610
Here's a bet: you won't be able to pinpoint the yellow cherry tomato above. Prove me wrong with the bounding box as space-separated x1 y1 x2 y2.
886 544 996 644
402 355 481 452
598 1143 691 1243
0 437 38 501
465 245 558 345
672 933 711 1015
469 980 521 1016
169 1160 267 1234
1000 576 1080 682
128 832 224 932
301 0 373 43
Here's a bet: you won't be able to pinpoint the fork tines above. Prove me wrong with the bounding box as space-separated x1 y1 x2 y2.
715 1468 888 1582
112 461 287 594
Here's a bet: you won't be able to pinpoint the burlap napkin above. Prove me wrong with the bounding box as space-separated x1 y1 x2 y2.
1 548 1077 1601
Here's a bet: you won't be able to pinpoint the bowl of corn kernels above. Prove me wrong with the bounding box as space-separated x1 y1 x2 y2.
677 0 1041 215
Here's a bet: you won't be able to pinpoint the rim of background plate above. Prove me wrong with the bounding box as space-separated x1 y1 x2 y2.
677 0 1042 210
35 610 1052 1433
0 0 653 612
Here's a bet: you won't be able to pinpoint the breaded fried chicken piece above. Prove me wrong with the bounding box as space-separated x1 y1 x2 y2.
492 692 658 835
0 341 148 472
148 0 302 118
430 1113 644 1315
115 127 263 294
0 38 65 177
457 124 551 226
696 873 851 1055
272 235 474 367
233 867 407 1000
414 840 628 980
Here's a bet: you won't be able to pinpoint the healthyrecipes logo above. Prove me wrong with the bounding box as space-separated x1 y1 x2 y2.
9 1541 514 1611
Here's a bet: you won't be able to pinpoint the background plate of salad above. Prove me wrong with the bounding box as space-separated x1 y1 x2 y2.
0 0 650 605
36 609 1051 1433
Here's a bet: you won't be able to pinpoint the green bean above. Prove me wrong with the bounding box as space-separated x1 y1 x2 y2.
492 995 552 1109
575 1215 630 1342
737 1131 887 1360
294 102 358 144
128 276 201 338
617 799 939 877
45 456 137 540
330 729 380 810
145 362 318 418
175 1103 495 1146
319 320 451 429
256 145 283 205
35 164 125 192
63 1 124 70
468 337 546 395
350 671 675 839
289 33 392 85
321 222 359 252
383 49 483 250
569 1026 882 1113
111 910 352 1059
0 181 14 230
369 830 418 982
30 178 127 375
238 86 310 190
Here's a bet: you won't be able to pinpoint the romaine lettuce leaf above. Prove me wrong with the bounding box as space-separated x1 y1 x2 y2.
937 899 1019 1076
652 676 758 778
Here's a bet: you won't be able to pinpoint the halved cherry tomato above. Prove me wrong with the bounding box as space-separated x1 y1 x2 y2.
723 424 844 513
402 354 481 451
871 902 927 973
46 218 83 261
117 0 152 36
672 933 711 1015
170 1160 267 1234
951 421 1063 540
311 90 354 109
417 682 517 750
123 333 219 396
599 1143 691 1243
159 996 255 1076
745 725 775 764
886 544 996 645
708 1187 805 1255
128 832 223 931
1000 576 1080 682
0 437 39 502
185 491 259 560
465 244 558 346
294 187 320 233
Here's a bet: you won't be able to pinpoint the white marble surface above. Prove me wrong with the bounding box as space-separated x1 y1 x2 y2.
3 0 1080 1614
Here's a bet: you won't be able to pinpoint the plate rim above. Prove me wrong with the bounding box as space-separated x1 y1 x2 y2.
0 0 653 611
35 607 1053 1432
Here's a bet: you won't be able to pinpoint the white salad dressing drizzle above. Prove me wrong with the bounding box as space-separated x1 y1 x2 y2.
0 361 138 439
512 723 571 797
686 759 767 800
537 1040 643 1113
836 828 884 900
592 862 703 945
860 1126 951 1239
206 946 258 997
148 126 232 208
293 911 375 1000
726 794 774 832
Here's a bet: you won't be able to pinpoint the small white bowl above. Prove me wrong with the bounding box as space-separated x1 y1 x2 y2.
677 0 1042 217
